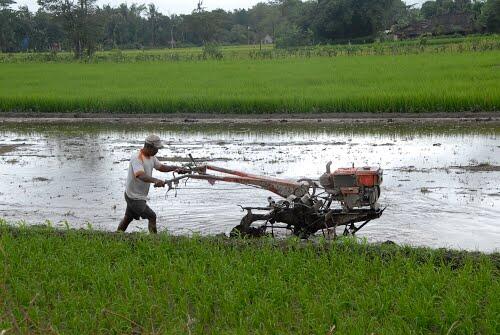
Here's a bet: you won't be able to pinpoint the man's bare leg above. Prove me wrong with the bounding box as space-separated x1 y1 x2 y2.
118 215 133 232
148 216 157 234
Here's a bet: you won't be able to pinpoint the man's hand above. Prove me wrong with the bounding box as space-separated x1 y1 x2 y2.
191 165 207 174
175 167 191 175
154 179 166 188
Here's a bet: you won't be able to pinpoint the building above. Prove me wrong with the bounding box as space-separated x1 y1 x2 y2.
262 34 273 44
394 12 475 39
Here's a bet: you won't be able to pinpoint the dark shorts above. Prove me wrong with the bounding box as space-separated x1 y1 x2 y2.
124 192 156 220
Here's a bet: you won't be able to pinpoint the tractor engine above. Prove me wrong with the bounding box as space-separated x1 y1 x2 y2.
319 162 382 210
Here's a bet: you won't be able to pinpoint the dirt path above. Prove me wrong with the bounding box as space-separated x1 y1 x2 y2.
0 112 499 125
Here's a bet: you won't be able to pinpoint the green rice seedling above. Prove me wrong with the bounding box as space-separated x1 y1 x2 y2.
0 51 498 114
0 223 498 334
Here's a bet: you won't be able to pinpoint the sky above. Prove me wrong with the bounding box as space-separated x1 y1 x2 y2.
12 0 426 15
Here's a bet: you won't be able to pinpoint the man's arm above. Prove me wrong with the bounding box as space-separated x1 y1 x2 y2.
152 156 187 173
131 156 165 187
156 164 190 174
136 171 165 187
157 164 180 173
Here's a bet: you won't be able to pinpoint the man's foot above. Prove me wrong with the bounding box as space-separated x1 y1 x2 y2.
118 215 133 232
148 219 158 234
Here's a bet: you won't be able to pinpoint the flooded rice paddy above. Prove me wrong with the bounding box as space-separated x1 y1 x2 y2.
0 121 499 252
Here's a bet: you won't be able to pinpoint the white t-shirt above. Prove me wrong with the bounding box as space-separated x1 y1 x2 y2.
125 150 162 200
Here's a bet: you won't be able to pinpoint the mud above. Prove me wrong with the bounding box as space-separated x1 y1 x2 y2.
32 177 51 182
0 121 498 252
451 163 500 172
0 144 22 155
5 158 19 164
393 164 500 173
0 111 499 126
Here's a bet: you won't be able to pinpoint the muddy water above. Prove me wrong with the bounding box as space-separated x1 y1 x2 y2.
0 122 499 252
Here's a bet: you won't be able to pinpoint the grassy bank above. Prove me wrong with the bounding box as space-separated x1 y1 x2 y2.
1 35 498 63
0 51 499 114
1 225 498 334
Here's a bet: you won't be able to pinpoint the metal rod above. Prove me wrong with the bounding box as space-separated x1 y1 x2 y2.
262 225 291 230
351 219 372 234
239 206 272 211
188 153 197 166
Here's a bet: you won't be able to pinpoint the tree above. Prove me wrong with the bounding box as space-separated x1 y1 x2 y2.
248 2 280 44
31 9 64 51
421 1 439 19
275 22 313 48
38 0 101 58
147 3 159 47
479 0 500 32
228 24 248 44
14 6 34 51
8 0 494 51
0 0 14 8
167 14 183 48
0 0 17 52
454 0 473 12
435 0 455 15
310 0 405 42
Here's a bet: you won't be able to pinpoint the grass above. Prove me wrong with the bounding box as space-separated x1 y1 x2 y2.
1 34 498 63
0 44 276 63
0 51 499 114
0 224 498 334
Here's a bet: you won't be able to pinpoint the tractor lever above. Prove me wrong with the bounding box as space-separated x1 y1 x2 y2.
163 162 208 193
165 175 190 193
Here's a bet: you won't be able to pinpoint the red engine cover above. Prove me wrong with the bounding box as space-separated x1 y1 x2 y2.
333 167 382 187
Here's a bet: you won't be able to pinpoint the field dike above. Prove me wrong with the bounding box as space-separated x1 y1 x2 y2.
0 224 498 334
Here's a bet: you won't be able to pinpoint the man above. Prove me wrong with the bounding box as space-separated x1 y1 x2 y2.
118 134 189 234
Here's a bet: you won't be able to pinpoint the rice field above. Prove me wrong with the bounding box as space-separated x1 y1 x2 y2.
0 51 498 114
0 224 498 334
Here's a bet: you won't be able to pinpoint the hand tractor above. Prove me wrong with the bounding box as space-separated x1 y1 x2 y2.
165 157 384 238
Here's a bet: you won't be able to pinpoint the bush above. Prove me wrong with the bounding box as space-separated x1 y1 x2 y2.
109 49 125 62
419 35 428 46
275 23 313 48
202 43 223 60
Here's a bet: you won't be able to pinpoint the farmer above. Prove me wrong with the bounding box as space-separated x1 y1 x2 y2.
118 134 189 234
